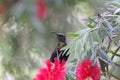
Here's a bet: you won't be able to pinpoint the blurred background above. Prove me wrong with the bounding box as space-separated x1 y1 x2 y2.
0 0 105 80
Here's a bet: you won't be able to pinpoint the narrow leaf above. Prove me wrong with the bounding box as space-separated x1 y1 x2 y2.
67 32 80 37
99 48 109 59
87 24 95 28
114 9 120 14
77 28 90 34
89 33 94 54
92 31 102 46
103 20 114 31
88 17 97 23
98 48 115 66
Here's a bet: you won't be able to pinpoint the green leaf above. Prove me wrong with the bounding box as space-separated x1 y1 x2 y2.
89 33 94 54
67 28 90 37
62 42 76 55
114 9 120 14
77 28 90 34
92 31 102 47
103 20 114 31
88 17 97 23
67 32 80 37
98 48 115 66
87 24 95 28
82 33 89 52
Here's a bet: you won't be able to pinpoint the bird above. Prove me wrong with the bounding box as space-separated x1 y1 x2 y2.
50 32 70 63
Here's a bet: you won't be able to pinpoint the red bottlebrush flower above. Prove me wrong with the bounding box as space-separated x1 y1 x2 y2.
33 58 66 80
76 59 100 80
0 4 8 15
36 0 47 20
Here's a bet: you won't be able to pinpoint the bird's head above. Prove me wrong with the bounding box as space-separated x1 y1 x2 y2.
51 32 66 48
51 32 66 42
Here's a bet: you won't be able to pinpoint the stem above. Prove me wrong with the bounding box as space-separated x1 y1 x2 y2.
111 46 120 60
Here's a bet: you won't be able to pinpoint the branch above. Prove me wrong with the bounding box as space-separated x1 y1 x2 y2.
103 46 120 57
107 40 111 50
111 46 120 60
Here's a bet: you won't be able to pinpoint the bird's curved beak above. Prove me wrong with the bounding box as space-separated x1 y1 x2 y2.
51 32 58 35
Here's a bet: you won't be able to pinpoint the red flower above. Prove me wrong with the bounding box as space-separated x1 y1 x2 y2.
0 4 8 15
76 59 100 80
36 0 47 20
33 58 66 80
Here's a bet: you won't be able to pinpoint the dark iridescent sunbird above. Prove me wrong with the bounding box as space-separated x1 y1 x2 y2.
50 32 70 63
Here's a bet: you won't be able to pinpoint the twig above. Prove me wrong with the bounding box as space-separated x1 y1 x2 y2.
111 46 120 60
104 48 120 57
107 40 111 50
